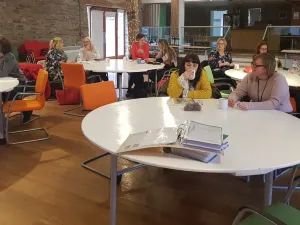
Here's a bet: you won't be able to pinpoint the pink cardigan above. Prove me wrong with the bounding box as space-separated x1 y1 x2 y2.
229 72 293 112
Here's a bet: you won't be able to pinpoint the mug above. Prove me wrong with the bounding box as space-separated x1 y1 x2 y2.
234 64 240 70
218 98 228 109
188 70 196 80
136 58 142 64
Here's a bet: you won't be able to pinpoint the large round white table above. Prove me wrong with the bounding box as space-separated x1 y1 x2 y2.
82 59 165 99
82 97 300 225
225 68 300 87
0 77 19 142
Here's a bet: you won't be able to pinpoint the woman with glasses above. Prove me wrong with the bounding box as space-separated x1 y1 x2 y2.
81 37 108 82
167 53 212 99
228 53 292 112
208 38 233 79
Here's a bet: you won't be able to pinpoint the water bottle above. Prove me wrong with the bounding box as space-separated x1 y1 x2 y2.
77 52 82 63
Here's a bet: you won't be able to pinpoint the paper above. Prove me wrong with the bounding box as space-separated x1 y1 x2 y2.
118 127 178 154
184 121 223 145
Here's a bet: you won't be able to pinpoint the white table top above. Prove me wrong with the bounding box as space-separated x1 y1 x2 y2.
82 59 165 73
82 97 300 175
0 77 19 93
281 49 300 54
225 69 300 87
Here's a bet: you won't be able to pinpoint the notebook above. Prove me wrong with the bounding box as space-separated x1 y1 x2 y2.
117 121 229 156
171 148 218 163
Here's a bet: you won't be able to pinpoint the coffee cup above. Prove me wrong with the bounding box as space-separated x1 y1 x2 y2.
234 64 240 70
218 98 228 109
136 58 142 64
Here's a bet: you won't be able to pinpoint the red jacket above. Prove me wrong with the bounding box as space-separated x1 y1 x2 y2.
131 42 149 60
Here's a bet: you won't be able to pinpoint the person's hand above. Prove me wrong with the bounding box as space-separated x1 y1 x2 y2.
183 69 194 80
237 102 249 111
228 98 236 108
147 58 155 62
138 49 144 54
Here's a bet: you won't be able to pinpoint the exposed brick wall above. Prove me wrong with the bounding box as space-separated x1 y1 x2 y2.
0 0 131 47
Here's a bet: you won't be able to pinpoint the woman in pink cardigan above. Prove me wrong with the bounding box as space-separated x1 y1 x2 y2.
228 53 292 112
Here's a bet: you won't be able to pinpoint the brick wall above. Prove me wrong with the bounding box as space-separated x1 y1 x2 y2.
0 0 130 47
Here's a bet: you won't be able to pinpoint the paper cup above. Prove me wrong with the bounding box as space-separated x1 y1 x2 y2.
218 98 228 109
234 64 240 70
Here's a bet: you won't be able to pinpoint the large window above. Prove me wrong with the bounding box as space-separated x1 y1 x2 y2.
89 7 125 58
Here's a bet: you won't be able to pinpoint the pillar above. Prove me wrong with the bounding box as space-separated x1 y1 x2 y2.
171 0 184 44
126 0 141 47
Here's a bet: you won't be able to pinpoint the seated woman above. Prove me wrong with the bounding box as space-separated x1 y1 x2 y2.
228 53 292 112
167 53 212 99
127 33 150 98
81 37 108 82
256 40 268 55
208 38 233 79
0 36 32 123
148 39 177 82
46 37 68 81
45 37 68 98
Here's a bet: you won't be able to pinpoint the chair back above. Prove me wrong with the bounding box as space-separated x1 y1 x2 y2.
203 65 215 83
35 69 49 107
80 81 117 110
290 97 297 113
61 63 86 90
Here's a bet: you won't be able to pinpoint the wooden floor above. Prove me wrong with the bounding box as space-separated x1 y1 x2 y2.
1 100 300 225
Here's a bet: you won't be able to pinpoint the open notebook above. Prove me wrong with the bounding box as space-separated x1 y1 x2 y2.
117 121 229 156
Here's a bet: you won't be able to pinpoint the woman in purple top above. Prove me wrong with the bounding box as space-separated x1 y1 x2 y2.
228 53 292 113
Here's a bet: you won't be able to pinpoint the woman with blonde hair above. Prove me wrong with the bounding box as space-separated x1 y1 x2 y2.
228 53 292 112
149 38 177 82
46 37 68 81
208 38 233 79
81 37 108 81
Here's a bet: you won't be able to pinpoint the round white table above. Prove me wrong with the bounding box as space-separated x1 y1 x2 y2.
82 97 300 225
0 77 19 142
225 68 300 87
82 59 165 99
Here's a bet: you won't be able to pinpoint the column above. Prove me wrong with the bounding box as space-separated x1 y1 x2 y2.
126 0 141 47
171 0 184 44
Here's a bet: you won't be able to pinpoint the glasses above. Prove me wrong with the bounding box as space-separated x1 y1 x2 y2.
251 62 265 68
218 42 225 45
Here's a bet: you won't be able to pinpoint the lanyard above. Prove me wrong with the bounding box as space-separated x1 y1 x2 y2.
257 78 269 102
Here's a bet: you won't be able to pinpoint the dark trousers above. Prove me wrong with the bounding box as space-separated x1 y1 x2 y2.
128 72 144 92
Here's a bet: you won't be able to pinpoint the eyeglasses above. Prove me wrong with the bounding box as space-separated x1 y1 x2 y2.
251 62 265 68
218 42 225 45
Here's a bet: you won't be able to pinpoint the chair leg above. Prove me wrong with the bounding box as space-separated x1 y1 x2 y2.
63 104 84 117
9 113 41 125
7 127 50 145
82 153 147 180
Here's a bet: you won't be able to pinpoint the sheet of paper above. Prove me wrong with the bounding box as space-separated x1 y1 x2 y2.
118 127 178 153
184 121 222 145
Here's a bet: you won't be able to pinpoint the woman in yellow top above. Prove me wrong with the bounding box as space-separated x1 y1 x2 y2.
167 53 212 99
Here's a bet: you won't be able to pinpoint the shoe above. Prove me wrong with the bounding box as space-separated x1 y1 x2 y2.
22 111 33 124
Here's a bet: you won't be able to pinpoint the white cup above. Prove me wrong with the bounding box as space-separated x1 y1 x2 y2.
123 56 127 63
105 58 110 63
218 98 228 109
234 64 240 70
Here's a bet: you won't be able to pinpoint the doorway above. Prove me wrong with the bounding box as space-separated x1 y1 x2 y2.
89 7 125 58
248 8 261 27
210 10 228 36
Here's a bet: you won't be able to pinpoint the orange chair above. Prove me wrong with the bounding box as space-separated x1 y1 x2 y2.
80 81 117 110
81 81 136 183
3 69 50 145
290 97 297 113
61 63 101 117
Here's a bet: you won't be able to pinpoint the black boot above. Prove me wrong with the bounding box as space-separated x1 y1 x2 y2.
22 111 33 124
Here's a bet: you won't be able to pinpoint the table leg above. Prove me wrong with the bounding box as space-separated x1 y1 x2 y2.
110 154 117 225
285 53 287 68
118 73 122 101
264 171 274 207
155 70 158 97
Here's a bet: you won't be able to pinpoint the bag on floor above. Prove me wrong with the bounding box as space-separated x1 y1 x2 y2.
56 89 81 105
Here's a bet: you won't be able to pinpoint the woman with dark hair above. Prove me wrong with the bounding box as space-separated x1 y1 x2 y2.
256 41 268 54
167 53 212 99
126 33 150 98
0 36 32 123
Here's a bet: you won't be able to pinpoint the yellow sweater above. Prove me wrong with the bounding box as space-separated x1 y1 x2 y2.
167 70 212 99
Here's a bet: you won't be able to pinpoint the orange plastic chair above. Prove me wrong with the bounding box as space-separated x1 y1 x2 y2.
60 63 86 117
80 81 117 110
3 69 50 145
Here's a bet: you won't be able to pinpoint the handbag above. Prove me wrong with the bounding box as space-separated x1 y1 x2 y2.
56 88 81 105
211 84 222 99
